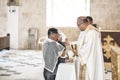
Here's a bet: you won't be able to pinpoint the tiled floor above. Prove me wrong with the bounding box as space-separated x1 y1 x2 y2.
0 50 44 80
0 50 112 80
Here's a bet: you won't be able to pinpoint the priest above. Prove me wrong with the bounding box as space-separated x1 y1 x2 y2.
72 16 104 80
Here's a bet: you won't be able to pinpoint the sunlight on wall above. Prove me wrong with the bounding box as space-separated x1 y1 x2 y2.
46 0 90 27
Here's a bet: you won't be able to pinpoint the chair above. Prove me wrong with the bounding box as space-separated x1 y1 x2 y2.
28 28 38 49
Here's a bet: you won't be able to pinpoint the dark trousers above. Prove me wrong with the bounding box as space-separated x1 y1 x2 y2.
44 68 56 80
44 57 66 80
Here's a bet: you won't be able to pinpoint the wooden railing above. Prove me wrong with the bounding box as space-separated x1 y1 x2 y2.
0 33 10 50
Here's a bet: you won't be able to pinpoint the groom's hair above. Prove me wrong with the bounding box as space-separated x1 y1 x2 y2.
48 28 58 36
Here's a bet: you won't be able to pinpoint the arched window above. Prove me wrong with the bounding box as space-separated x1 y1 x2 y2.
46 0 90 27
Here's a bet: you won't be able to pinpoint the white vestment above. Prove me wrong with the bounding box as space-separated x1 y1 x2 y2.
77 25 105 80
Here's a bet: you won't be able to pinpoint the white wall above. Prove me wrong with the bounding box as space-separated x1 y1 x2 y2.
7 6 19 49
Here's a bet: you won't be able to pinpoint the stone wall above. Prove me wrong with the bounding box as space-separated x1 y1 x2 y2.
91 0 120 30
18 0 46 49
57 27 80 42
0 0 7 36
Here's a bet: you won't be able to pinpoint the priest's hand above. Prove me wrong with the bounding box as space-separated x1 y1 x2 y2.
71 44 78 57
72 48 78 57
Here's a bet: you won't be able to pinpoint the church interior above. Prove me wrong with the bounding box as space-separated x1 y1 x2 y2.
0 0 120 80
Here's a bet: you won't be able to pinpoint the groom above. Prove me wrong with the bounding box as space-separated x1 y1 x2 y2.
43 28 67 80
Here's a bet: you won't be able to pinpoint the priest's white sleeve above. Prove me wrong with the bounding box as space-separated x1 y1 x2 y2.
78 30 95 65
